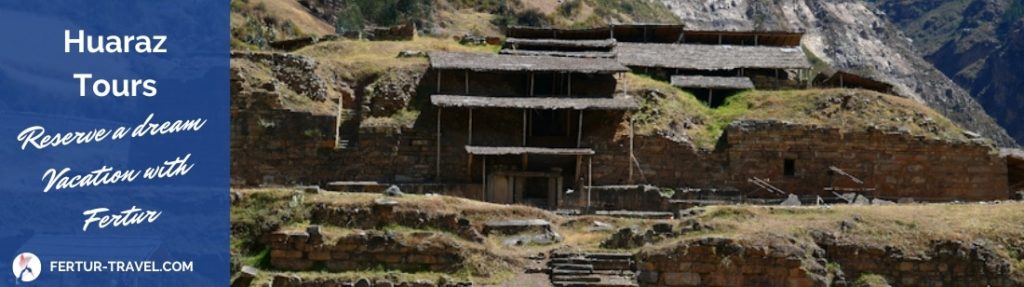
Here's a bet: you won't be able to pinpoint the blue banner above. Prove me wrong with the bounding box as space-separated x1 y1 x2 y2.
0 1 229 286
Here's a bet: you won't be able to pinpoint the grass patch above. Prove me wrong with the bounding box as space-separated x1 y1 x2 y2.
627 73 969 149
295 37 498 81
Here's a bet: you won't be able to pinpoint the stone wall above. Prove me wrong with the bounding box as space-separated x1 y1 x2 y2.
269 230 463 273
635 236 1020 287
270 275 468 287
818 238 1016 287
587 120 1009 203
718 121 1008 200
636 238 824 287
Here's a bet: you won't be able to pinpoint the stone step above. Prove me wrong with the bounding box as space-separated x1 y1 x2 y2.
585 253 634 261
551 275 603 282
551 269 592 275
551 263 594 271
551 252 633 260
551 278 638 287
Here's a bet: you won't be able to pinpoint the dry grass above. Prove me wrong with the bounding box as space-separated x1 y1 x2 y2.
295 37 499 81
648 203 1024 274
256 0 335 36
627 73 970 149
433 9 504 38
234 189 1024 282
231 57 338 115
304 191 558 228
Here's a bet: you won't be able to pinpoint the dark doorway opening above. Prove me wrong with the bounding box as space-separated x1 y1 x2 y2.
784 159 796 176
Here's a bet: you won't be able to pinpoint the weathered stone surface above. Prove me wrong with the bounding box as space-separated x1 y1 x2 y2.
269 230 464 273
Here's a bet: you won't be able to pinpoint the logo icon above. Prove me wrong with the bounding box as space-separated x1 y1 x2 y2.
12 252 41 283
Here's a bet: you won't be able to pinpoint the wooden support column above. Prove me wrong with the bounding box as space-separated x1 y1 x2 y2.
567 73 572 96
718 33 722 44
574 155 582 191
436 70 442 93
482 156 487 194
436 107 442 179
576 110 583 148
628 114 634 184
522 110 527 146
468 108 473 145
587 155 593 210
754 35 759 45
464 70 469 95
530 73 535 96
709 89 714 107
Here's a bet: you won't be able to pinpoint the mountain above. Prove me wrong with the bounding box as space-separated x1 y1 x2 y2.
870 0 1024 145
659 0 1017 147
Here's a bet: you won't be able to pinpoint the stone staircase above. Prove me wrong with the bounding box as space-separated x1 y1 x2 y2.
548 252 637 287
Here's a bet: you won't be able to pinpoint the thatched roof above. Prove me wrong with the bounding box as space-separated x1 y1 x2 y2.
671 75 755 90
466 146 595 156
499 49 616 59
432 95 637 110
678 30 804 46
504 38 616 50
506 25 804 46
615 43 811 70
429 52 628 73
814 70 895 94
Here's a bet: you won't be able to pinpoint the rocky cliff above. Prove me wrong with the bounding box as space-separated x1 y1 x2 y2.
873 0 1024 146
659 0 1018 147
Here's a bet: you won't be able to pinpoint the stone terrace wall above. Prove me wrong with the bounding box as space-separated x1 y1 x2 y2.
636 236 1020 287
815 235 1017 287
588 120 1009 203
636 238 825 287
269 230 463 273
720 121 1008 200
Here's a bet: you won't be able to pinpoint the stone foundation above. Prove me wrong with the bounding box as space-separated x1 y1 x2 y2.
269 230 464 273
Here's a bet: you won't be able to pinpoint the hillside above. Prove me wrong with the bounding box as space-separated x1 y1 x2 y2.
870 0 1024 147
657 0 1017 148
627 75 969 149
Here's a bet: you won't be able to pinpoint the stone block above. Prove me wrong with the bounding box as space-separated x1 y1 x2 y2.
662 272 701 286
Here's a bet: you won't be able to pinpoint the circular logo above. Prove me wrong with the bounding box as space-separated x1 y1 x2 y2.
12 252 41 283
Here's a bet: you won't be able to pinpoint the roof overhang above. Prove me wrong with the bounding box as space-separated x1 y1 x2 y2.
429 51 628 73
431 95 637 110
466 146 595 156
671 75 755 90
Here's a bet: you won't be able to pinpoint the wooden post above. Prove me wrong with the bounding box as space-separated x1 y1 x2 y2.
522 110 527 146
436 70 442 93
709 89 714 107
464 70 469 95
530 72 535 96
574 155 582 192
587 156 593 210
482 156 487 194
577 110 583 147
468 108 473 145
754 35 759 46
628 114 634 184
436 107 442 179
718 33 722 44
567 73 572 96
